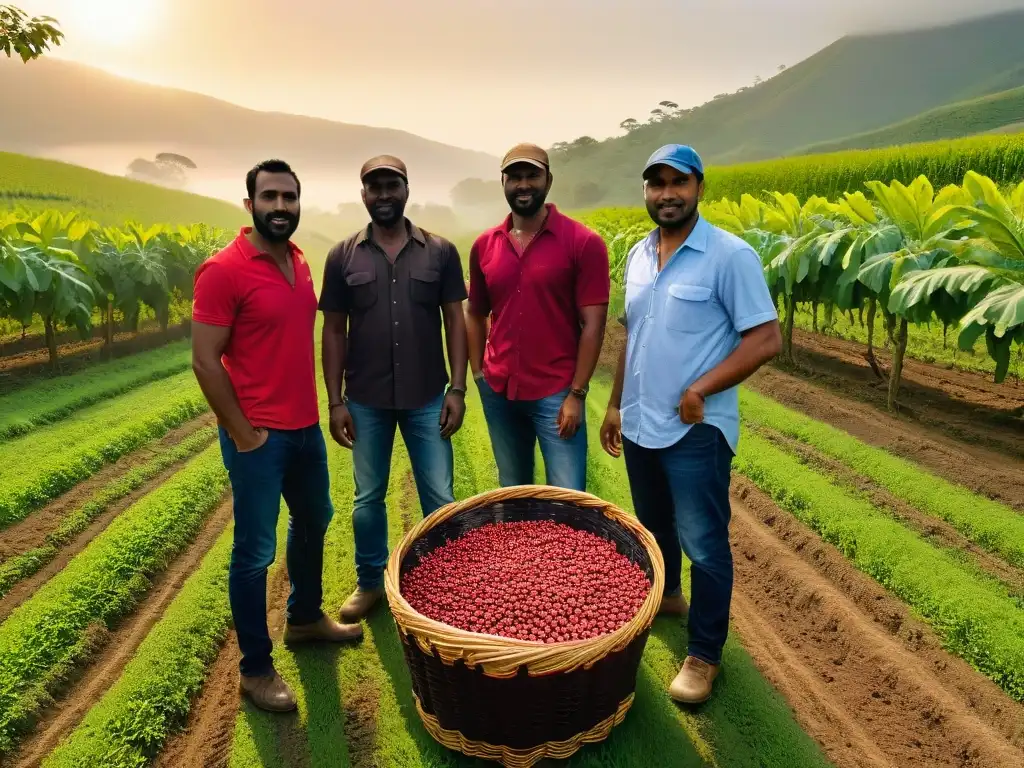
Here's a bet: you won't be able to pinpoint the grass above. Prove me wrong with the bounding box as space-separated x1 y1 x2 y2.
0 372 208 528
0 425 218 600
734 428 1024 703
40 510 289 768
738 388 1024 568
0 341 194 440
0 444 228 755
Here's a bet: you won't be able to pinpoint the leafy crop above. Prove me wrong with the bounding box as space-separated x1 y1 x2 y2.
0 444 228 755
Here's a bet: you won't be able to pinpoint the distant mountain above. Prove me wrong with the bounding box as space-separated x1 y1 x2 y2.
548 10 1024 207
795 86 1024 156
0 57 499 208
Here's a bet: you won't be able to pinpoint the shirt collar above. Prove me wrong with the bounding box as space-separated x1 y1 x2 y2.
647 214 709 257
236 227 303 261
358 218 426 246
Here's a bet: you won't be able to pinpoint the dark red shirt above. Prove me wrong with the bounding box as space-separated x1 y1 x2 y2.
468 204 610 401
192 228 320 431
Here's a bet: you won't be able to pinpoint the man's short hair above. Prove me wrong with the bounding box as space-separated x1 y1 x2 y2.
246 159 301 199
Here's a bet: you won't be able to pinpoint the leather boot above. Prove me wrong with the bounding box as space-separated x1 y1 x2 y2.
239 669 297 712
669 656 720 704
339 587 384 623
284 615 363 645
658 592 689 617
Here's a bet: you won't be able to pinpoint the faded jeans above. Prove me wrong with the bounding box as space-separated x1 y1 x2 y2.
346 392 455 590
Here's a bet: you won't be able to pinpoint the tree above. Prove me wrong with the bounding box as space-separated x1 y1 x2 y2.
127 153 197 188
754 76 763 86
658 100 679 111
649 108 665 122
450 178 503 208
0 4 62 61
619 118 640 133
778 64 787 73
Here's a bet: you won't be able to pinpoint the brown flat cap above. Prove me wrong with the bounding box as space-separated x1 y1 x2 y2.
500 143 549 172
360 154 408 181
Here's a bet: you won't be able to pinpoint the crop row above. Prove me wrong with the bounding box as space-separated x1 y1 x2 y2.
0 443 228 755
0 341 192 441
0 426 218 600
738 389 1024 568
733 428 1024 702
0 372 208 528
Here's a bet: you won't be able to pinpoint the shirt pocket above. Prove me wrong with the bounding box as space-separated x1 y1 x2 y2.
409 268 441 305
345 269 377 311
664 283 713 332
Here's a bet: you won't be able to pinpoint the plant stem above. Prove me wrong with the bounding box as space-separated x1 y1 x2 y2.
887 318 909 411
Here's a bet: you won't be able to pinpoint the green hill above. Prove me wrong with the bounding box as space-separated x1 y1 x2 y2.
796 86 1024 155
0 151 335 259
549 10 1024 207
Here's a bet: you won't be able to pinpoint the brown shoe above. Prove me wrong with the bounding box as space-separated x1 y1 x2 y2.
658 592 689 617
284 615 363 645
669 656 720 704
239 669 297 712
339 587 384 623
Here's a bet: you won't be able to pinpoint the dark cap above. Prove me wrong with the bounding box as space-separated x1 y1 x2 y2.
500 143 549 172
360 154 408 181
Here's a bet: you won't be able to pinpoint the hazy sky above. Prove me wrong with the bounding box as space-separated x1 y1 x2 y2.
17 0 1024 154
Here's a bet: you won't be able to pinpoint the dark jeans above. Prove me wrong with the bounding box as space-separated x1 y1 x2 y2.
346 392 455 590
218 424 333 677
622 423 734 665
476 377 588 491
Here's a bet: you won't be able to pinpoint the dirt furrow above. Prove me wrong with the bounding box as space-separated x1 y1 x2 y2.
746 366 1024 510
155 542 293 768
0 412 216 560
0 417 218 623
10 496 234 768
728 478 1024 767
751 424 1024 597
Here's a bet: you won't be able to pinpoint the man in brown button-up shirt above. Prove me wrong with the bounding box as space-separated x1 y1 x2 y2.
319 155 468 622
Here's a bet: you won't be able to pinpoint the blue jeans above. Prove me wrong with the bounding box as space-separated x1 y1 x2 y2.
218 424 334 677
622 423 734 665
347 392 454 590
476 377 587 491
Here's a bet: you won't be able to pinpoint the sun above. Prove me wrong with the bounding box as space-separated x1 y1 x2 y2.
66 0 161 46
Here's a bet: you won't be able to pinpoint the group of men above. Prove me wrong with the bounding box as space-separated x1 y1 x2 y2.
190 142 782 716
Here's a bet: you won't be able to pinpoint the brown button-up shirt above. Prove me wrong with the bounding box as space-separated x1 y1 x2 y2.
318 220 467 410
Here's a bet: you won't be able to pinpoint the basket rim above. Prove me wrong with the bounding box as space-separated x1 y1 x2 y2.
383 484 666 678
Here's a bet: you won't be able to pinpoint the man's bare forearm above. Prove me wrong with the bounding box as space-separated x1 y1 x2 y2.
571 307 607 392
690 321 782 397
442 303 468 389
192 357 255 441
466 310 488 378
321 315 348 404
607 337 627 410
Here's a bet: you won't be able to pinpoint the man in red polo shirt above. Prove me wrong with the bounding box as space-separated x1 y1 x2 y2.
466 143 609 491
191 159 362 714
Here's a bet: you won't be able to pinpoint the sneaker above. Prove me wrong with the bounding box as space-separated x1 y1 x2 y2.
669 656 720 704
239 669 297 712
283 615 363 645
658 593 689 617
339 587 384 623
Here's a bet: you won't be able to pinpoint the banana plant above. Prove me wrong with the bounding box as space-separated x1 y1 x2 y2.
2 212 98 368
857 176 985 409
891 172 1024 382
95 223 170 336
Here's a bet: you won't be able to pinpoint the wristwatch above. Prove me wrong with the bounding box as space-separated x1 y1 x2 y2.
569 386 588 400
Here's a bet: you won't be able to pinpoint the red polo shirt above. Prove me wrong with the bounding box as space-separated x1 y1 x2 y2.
468 204 610 401
192 228 320 430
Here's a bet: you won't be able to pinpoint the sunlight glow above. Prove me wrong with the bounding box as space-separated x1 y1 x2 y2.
65 0 161 46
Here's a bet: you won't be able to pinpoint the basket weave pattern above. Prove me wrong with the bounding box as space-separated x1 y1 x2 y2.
384 484 666 766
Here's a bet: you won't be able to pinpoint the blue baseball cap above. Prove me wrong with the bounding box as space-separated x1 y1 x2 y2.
643 144 704 179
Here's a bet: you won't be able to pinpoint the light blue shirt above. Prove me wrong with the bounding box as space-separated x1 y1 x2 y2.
620 215 778 453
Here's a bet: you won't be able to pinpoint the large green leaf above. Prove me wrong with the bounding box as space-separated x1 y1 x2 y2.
889 265 1005 324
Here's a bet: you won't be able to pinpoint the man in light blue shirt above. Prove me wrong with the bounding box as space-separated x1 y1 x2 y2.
600 144 782 705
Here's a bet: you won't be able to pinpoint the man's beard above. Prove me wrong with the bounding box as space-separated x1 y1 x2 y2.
647 198 698 230
368 198 406 227
252 209 299 243
506 188 547 217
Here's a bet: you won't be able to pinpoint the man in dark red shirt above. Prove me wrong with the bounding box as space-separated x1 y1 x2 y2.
191 159 362 714
466 144 609 491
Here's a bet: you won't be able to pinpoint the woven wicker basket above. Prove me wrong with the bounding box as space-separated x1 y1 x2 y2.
384 484 665 767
